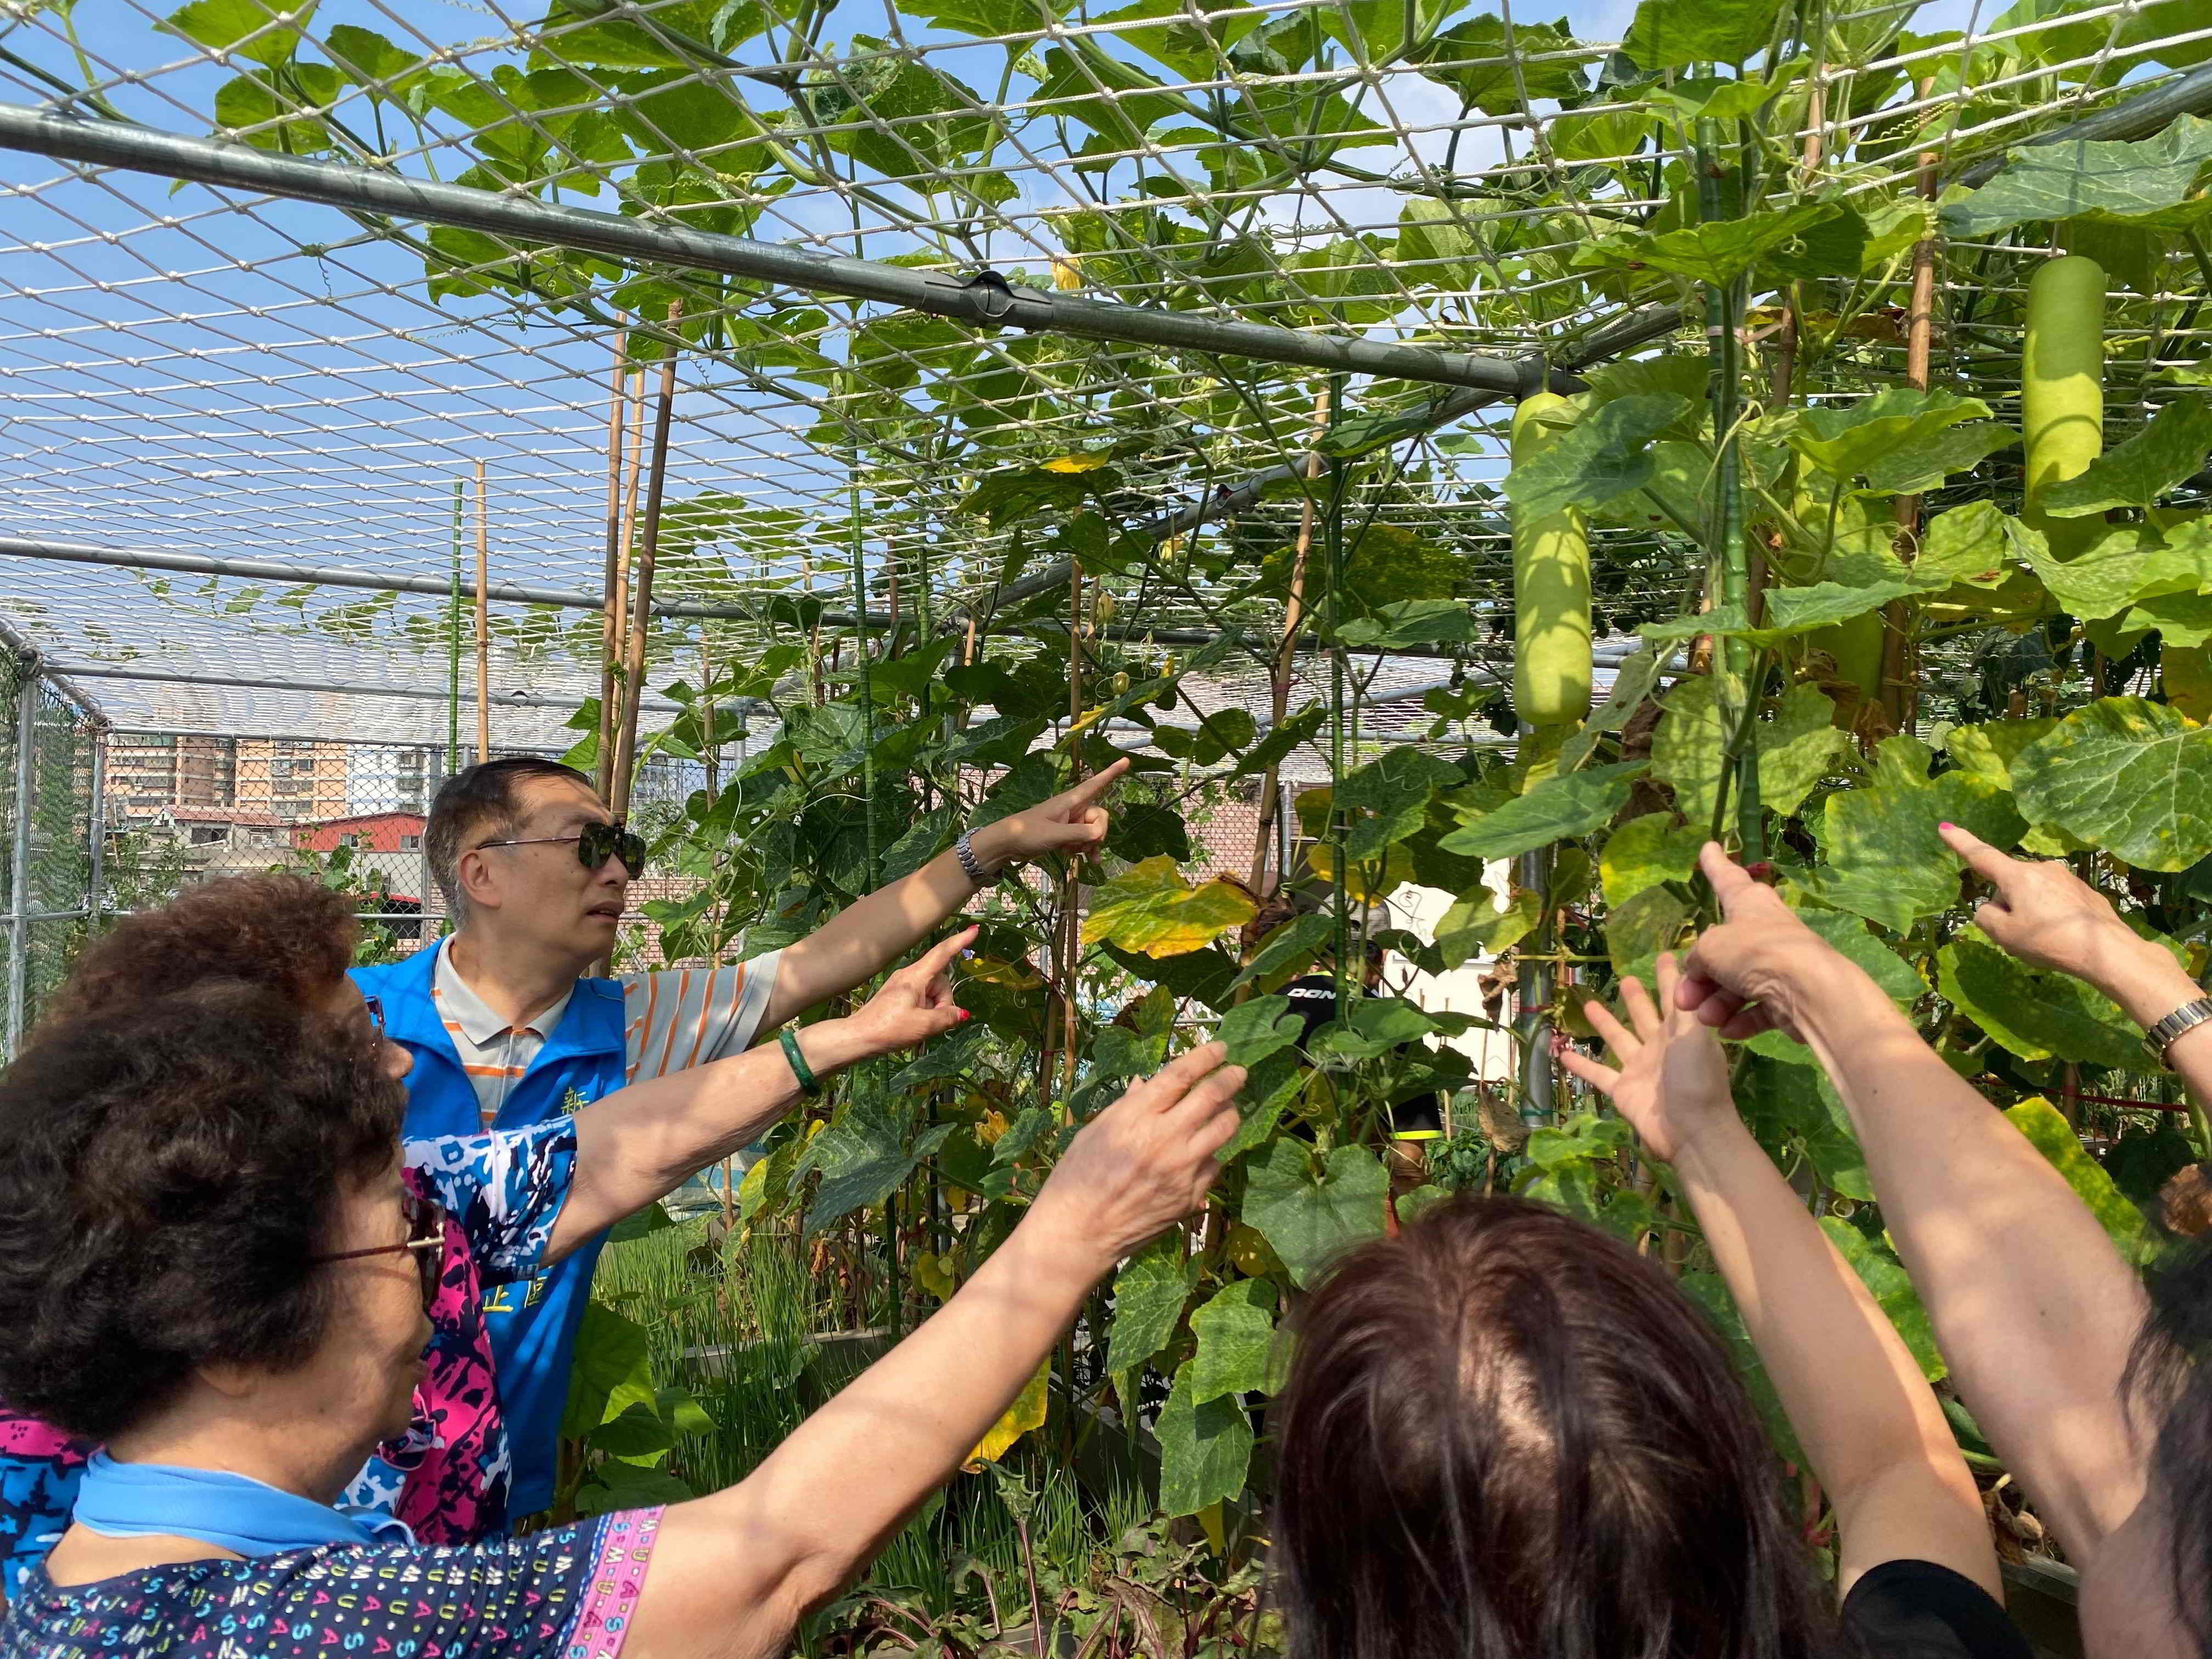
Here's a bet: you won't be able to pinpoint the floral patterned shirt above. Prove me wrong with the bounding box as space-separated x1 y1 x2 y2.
0 1505 661 1659
0 1121 578 1596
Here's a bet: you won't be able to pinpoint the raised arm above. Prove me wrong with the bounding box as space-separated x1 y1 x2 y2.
623 1042 1245 1659
1936 822 2212 1109
1561 959 1997 1597
759 758 1130 1031
1675 844 2150 1559
548 928 977 1261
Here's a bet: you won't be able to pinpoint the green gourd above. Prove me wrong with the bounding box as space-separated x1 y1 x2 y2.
1511 393 1592 727
2022 255 2106 555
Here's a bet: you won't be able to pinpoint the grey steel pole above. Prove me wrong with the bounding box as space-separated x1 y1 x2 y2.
0 105 1566 399
1515 839 1556 1128
86 728 106 931
46 660 694 715
7 659 38 1054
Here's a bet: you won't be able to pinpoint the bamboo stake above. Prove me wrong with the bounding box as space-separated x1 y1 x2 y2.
597 329 629 798
610 365 646 785
1248 385 1332 898
475 460 490 763
1053 556 1086 1105
611 301 682 821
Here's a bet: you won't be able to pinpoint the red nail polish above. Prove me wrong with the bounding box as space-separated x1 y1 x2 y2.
1939 821 1955 831
956 1008 972 1022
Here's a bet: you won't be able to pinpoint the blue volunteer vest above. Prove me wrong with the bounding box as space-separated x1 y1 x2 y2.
352 944 628 1521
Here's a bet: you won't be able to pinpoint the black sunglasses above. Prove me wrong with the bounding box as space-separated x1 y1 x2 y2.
477 820 647 878
312 1187 447 1311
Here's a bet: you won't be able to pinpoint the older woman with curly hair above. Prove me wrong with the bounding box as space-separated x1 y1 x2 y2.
0 937 1241 1657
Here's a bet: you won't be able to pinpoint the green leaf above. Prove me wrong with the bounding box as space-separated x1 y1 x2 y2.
1796 909 1922 1004
1763 577 1924 633
1757 684 1851 816
1409 14 1589 109
1338 747 1460 854
2006 1097 2153 1263
1106 1234 1196 1374
1431 884 1541 966
1622 0 1784 67
1651 674 1729 829
1437 762 1643 861
1217 994 1305 1066
1244 1141 1389 1288
1576 203 1864 285
1599 813 1703 905
1918 500 2040 589
1230 915 1336 994
324 23 418 84
2025 522 2204 620
1080 856 1257 958
1334 597 1478 650
560 1301 658 1437
1606 884 1694 981
1786 387 1996 481
799 1099 956 1237
575 1459 695 1515
907 0 1047 38
1938 938 2141 1068
1188 1278 1282 1402
2012 697 2212 871
1939 114 2212 239
1861 423 2017 495
1944 717 2060 790
1818 1218 1947 1381
1502 396 1689 523
1096 0 1262 77
1156 1362 1254 1517
2042 398 2212 517
163 0 317 67
1809 744 2027 932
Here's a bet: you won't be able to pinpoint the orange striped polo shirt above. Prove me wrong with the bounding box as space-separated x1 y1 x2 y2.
428 938 785 1127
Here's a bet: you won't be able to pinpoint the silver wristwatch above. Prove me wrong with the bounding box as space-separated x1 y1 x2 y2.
953 829 1004 887
2142 997 2212 1069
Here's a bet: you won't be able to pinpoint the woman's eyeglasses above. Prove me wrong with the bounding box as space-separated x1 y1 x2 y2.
476 820 647 878
312 1187 447 1311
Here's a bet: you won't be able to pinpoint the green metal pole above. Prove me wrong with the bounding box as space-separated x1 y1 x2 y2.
1696 116 1764 861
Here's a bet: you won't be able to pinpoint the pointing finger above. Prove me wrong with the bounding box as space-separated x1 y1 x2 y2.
1063 757 1132 808
1938 821 2020 888
916 925 980 978
1697 843 1763 917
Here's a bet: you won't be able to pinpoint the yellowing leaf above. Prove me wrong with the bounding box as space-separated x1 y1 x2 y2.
1306 840 1417 903
1042 453 1110 473
966 1356 1051 1466
914 1251 956 1300
1081 855 1257 958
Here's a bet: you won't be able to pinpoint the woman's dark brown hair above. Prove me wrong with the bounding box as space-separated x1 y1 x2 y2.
1274 1193 1845 1659
0 980 405 1441
40 873 358 1027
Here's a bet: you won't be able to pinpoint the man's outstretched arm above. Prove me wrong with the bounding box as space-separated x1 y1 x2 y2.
760 759 1128 1030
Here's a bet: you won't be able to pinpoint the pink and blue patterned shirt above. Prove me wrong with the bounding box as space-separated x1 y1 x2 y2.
0 1120 578 1596
0 1504 662 1659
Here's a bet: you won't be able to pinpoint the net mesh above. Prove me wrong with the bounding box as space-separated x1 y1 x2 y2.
1 0 2209 1008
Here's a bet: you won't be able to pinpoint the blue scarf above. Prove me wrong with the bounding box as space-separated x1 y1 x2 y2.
73 1451 417 1558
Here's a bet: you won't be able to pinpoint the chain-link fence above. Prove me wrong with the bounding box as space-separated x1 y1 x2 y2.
0 651 104 1055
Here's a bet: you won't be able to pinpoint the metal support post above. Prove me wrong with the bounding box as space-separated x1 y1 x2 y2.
87 730 106 930
8 657 38 1054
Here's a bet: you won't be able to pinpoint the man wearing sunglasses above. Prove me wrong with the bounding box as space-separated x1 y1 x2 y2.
352 752 1126 1522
